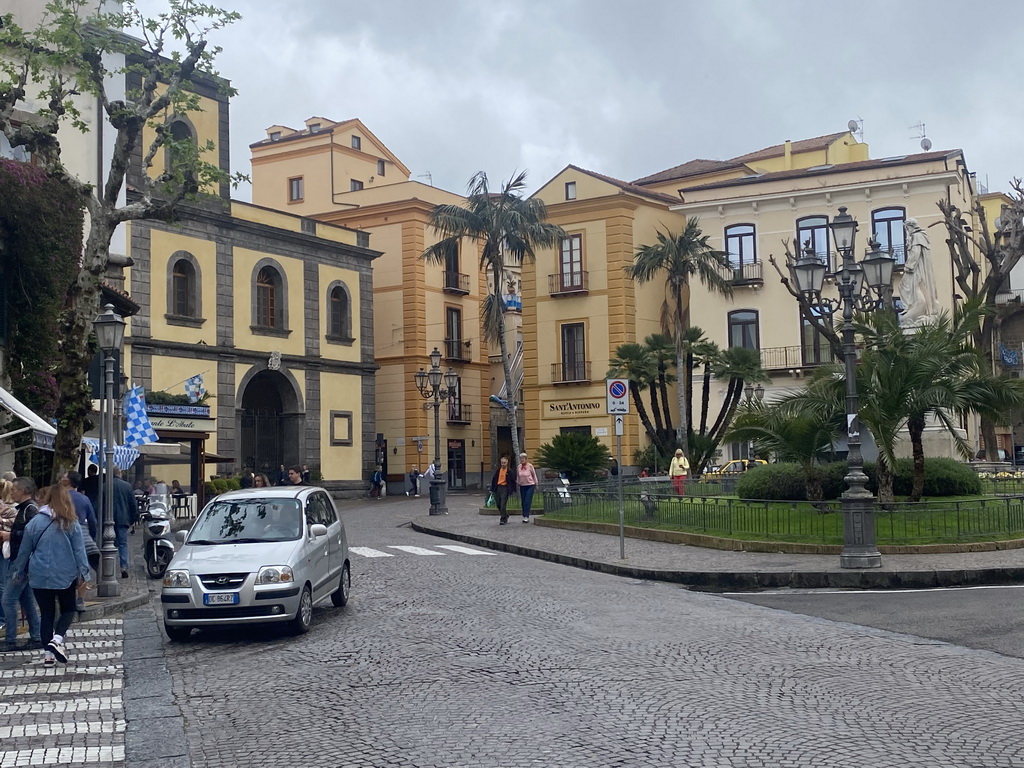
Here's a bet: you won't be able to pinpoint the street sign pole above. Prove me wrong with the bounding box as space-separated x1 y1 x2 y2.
606 379 629 560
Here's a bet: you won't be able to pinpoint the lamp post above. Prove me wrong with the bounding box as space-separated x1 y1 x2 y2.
742 382 765 459
93 304 125 597
791 206 895 569
415 347 459 515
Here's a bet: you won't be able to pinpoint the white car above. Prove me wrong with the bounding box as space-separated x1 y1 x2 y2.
161 486 350 640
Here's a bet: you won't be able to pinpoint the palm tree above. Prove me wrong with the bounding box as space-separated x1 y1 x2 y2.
725 399 840 501
422 171 566 460
607 343 671 456
626 218 733 455
643 333 677 444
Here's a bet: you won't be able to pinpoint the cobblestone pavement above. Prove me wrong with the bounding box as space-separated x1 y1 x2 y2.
0 618 126 767
151 498 1024 767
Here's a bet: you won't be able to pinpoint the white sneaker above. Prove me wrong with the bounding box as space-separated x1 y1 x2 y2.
46 640 67 664
43 653 55 667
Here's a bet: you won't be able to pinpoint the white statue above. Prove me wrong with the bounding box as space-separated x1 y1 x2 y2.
900 218 939 328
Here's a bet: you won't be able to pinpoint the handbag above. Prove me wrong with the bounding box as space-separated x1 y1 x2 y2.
485 492 495 508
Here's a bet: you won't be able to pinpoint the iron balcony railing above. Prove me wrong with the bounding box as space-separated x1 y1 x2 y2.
443 271 470 294
444 338 471 362
548 271 589 296
447 403 471 424
726 261 763 285
551 360 591 384
759 345 836 370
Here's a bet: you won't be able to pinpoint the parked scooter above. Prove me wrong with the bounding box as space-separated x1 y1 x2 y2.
142 486 176 579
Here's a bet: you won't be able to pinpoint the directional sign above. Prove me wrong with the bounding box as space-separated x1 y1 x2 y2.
606 378 629 415
614 415 624 436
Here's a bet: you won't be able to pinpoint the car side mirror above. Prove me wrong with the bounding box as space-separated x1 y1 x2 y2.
310 523 328 538
175 530 187 543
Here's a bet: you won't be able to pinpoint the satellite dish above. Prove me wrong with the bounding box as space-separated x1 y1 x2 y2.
847 119 860 132
920 137 932 151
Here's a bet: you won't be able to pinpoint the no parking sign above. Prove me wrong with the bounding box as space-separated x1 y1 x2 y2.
606 378 629 414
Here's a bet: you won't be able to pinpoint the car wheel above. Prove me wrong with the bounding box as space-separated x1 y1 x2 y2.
331 562 351 607
164 624 192 642
289 585 313 635
147 550 172 580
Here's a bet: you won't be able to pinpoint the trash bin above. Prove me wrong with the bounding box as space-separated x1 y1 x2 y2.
429 482 441 507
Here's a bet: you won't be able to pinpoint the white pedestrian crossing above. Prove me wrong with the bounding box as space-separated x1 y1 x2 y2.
0 619 125 767
350 544 499 558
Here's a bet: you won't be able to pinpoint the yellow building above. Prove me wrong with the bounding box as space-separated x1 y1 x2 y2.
529 132 988 466
124 78 379 496
250 118 492 488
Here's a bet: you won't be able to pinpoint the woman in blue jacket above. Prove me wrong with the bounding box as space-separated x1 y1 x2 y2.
10 483 90 667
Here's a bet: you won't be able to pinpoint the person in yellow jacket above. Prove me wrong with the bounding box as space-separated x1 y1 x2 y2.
669 449 690 496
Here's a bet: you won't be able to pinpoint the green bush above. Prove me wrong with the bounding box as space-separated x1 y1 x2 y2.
864 457 981 497
535 432 611 482
736 458 981 500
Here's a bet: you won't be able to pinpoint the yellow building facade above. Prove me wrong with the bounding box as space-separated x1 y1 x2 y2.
124 78 378 495
250 118 493 489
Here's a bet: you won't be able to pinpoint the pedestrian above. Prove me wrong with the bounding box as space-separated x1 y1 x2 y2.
516 452 539 523
0 478 16 632
80 465 100 511
301 465 310 484
62 471 99 612
370 465 384 499
277 464 288 486
1 477 42 651
287 465 306 486
170 480 185 496
253 473 272 489
422 462 435 485
111 468 138 578
408 467 420 497
669 449 690 496
489 456 516 525
239 469 254 489
10 482 90 667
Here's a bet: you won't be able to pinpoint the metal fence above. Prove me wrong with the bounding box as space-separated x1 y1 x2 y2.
541 483 1024 545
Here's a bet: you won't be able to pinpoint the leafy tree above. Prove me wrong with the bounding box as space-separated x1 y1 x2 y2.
422 171 565 460
534 432 611 483
626 217 733 455
0 0 242 474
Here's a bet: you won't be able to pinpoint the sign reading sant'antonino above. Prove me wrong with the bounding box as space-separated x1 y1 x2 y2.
544 399 604 419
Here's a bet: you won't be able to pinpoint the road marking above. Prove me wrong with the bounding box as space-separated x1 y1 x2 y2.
0 745 124 765
435 545 498 556
0 678 122 698
0 721 125 738
350 547 394 558
723 584 1024 597
387 545 445 556
0 695 121 716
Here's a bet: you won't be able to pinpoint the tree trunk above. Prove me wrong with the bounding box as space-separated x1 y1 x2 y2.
907 414 926 503
675 347 689 454
631 383 665 455
493 274 520 461
803 464 824 503
876 457 895 505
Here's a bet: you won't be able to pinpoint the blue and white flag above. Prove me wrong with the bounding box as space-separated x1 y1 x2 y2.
185 374 206 404
1001 344 1020 367
123 386 159 448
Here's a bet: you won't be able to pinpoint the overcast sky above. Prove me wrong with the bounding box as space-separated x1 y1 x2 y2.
142 0 1024 200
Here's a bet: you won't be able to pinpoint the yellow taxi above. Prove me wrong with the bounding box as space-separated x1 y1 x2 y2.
702 459 767 480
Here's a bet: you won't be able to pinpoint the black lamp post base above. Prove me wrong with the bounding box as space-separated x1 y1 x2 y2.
428 475 448 515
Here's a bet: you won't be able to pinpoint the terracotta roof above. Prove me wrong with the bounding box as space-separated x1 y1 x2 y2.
632 131 851 187
564 164 679 204
101 281 141 315
677 150 961 194
631 158 739 187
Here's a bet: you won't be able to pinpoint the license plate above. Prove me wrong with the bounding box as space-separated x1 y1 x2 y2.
204 592 239 606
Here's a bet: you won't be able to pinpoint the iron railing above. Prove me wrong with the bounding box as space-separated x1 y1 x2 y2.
551 360 591 384
541 484 1024 545
548 271 589 296
444 338 471 362
759 345 836 370
443 271 470 294
447 403 471 424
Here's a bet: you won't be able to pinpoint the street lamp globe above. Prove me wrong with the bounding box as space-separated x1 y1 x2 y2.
93 304 125 352
861 237 896 292
829 206 858 253
429 346 442 370
792 242 827 298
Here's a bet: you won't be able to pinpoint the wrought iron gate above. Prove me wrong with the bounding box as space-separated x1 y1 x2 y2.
240 408 283 476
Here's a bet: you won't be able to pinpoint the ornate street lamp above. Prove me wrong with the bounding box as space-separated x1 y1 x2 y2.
791 206 895 569
414 347 459 515
93 304 125 596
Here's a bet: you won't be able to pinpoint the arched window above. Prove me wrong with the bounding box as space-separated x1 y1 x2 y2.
165 117 197 178
165 251 203 326
725 224 757 268
256 267 281 328
327 282 352 341
796 215 831 271
872 207 907 265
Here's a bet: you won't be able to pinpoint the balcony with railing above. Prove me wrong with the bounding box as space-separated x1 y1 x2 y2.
551 360 591 385
759 345 836 370
447 403 471 424
444 338 472 362
548 271 589 296
443 271 470 294
721 261 763 286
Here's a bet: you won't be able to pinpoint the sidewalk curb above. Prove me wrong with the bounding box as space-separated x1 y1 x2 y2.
410 519 1024 591
79 588 152 622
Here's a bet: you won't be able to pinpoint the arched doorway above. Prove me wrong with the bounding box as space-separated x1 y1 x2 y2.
238 368 303 477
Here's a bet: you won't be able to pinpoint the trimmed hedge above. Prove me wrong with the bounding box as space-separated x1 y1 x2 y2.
736 458 981 500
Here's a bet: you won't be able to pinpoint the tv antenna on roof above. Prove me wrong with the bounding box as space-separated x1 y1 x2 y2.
847 118 864 142
910 122 932 151
417 172 433 187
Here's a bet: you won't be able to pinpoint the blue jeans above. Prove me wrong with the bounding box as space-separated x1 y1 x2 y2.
2 570 41 645
115 524 130 570
520 485 536 518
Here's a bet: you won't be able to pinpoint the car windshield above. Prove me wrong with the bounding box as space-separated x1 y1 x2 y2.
188 498 303 544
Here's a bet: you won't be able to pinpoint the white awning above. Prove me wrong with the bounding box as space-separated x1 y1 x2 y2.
0 385 57 451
